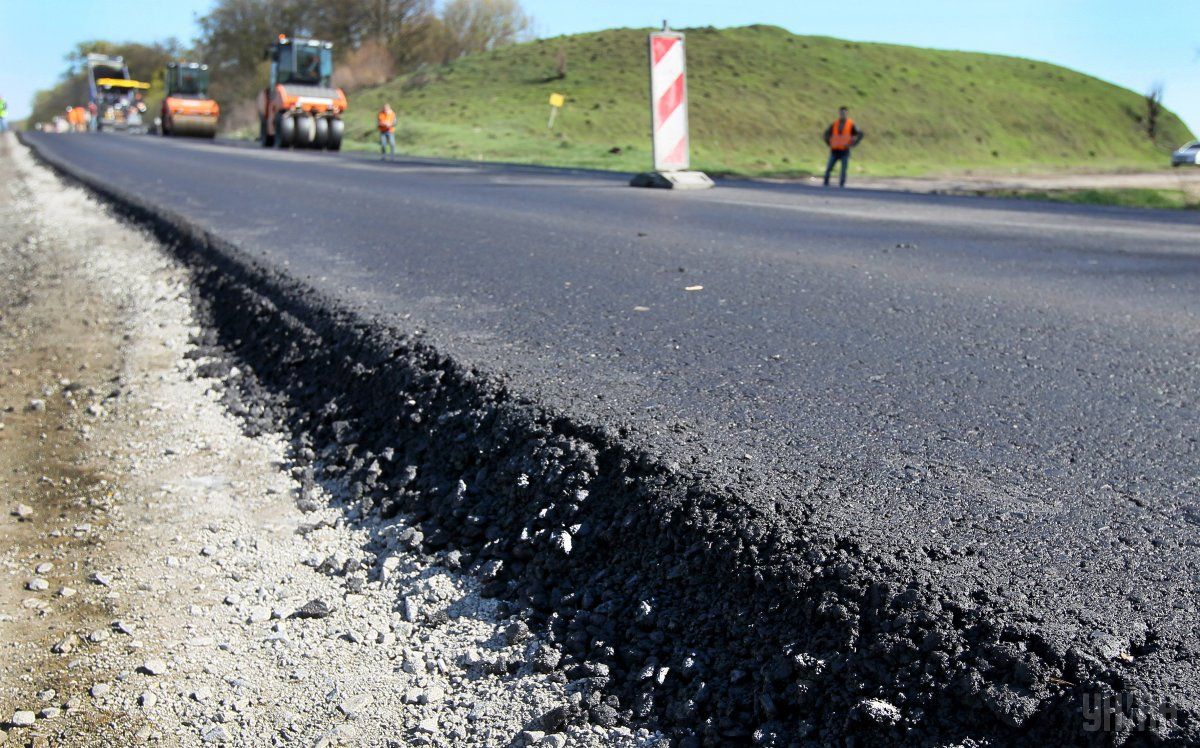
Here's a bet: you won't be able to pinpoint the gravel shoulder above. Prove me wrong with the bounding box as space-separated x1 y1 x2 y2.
0 130 141 745
0 133 659 747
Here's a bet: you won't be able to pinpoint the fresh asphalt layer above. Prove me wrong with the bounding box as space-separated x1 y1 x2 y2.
23 132 1200 742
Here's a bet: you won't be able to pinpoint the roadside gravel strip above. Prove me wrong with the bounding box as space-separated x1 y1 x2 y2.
1 136 658 747
17 131 1199 747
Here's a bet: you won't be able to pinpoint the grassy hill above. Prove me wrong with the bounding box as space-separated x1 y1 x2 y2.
342 25 1193 178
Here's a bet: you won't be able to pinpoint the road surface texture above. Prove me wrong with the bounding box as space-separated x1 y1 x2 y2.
21 132 1200 746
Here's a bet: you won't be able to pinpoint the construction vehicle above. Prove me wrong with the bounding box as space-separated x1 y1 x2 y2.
257 35 346 150
160 62 219 138
86 53 149 132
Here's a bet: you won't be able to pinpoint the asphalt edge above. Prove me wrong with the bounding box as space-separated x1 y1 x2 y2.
16 131 1180 747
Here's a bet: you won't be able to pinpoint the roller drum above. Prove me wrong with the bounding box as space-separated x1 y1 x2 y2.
293 114 316 147
168 114 219 138
275 112 295 148
313 116 330 149
327 117 344 151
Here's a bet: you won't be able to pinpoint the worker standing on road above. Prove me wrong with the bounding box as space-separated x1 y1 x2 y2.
823 106 863 188
0 96 8 133
377 103 397 162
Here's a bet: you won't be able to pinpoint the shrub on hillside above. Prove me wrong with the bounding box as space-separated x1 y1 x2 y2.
333 40 398 92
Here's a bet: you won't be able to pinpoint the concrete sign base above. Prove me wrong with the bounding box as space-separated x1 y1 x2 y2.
630 171 715 190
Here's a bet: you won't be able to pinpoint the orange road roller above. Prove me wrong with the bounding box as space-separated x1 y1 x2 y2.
257 35 346 151
160 62 219 138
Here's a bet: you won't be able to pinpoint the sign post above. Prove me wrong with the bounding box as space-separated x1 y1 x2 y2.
548 92 564 129
630 22 714 189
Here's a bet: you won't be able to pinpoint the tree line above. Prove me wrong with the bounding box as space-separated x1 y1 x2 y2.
28 0 530 130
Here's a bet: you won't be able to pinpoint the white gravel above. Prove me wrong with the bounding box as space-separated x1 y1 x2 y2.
2 137 664 746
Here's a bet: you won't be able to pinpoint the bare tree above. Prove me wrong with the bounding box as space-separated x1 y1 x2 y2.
1144 82 1163 141
435 0 531 64
554 47 568 80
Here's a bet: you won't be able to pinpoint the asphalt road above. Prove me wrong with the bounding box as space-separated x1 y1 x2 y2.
23 132 1200 738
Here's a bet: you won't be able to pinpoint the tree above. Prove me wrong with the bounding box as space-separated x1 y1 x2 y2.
553 47 568 80
433 0 531 64
1144 82 1163 141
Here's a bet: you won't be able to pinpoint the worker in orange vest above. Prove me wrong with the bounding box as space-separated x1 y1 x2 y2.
69 106 88 133
377 103 397 162
823 106 863 188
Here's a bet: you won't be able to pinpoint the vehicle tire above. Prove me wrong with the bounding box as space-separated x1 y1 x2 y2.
160 117 170 137
294 114 315 148
276 112 295 148
327 117 344 151
260 116 274 147
313 116 329 149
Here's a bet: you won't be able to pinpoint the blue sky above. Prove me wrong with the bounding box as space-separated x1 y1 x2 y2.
3 0 1197 136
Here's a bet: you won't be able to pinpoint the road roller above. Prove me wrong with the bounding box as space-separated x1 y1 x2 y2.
160 62 220 138
257 35 347 151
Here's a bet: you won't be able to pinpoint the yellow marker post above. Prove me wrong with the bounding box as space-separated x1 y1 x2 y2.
548 93 565 129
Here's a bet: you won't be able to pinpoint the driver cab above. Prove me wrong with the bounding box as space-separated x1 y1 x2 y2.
166 62 210 98
269 35 334 88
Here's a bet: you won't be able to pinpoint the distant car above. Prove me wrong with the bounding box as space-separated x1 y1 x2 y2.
1171 140 1200 167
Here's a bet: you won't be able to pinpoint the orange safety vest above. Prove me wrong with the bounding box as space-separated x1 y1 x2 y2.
829 118 855 151
377 110 396 133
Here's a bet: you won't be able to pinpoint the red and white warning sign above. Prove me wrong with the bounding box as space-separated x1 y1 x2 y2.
648 29 690 172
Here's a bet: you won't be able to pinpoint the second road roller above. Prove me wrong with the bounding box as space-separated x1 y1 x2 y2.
160 61 219 138
257 35 346 150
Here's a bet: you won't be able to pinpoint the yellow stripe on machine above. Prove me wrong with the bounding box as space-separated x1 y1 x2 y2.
97 78 151 89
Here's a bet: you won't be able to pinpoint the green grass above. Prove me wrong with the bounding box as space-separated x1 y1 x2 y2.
343 25 1193 178
979 188 1200 210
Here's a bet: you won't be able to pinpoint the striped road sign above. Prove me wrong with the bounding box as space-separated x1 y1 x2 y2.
648 30 690 172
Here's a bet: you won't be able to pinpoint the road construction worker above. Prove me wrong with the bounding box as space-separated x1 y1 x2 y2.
87 101 99 132
377 103 397 161
70 106 88 133
0 96 8 133
823 106 864 188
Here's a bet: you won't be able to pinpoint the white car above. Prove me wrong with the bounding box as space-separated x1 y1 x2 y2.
1171 140 1200 167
